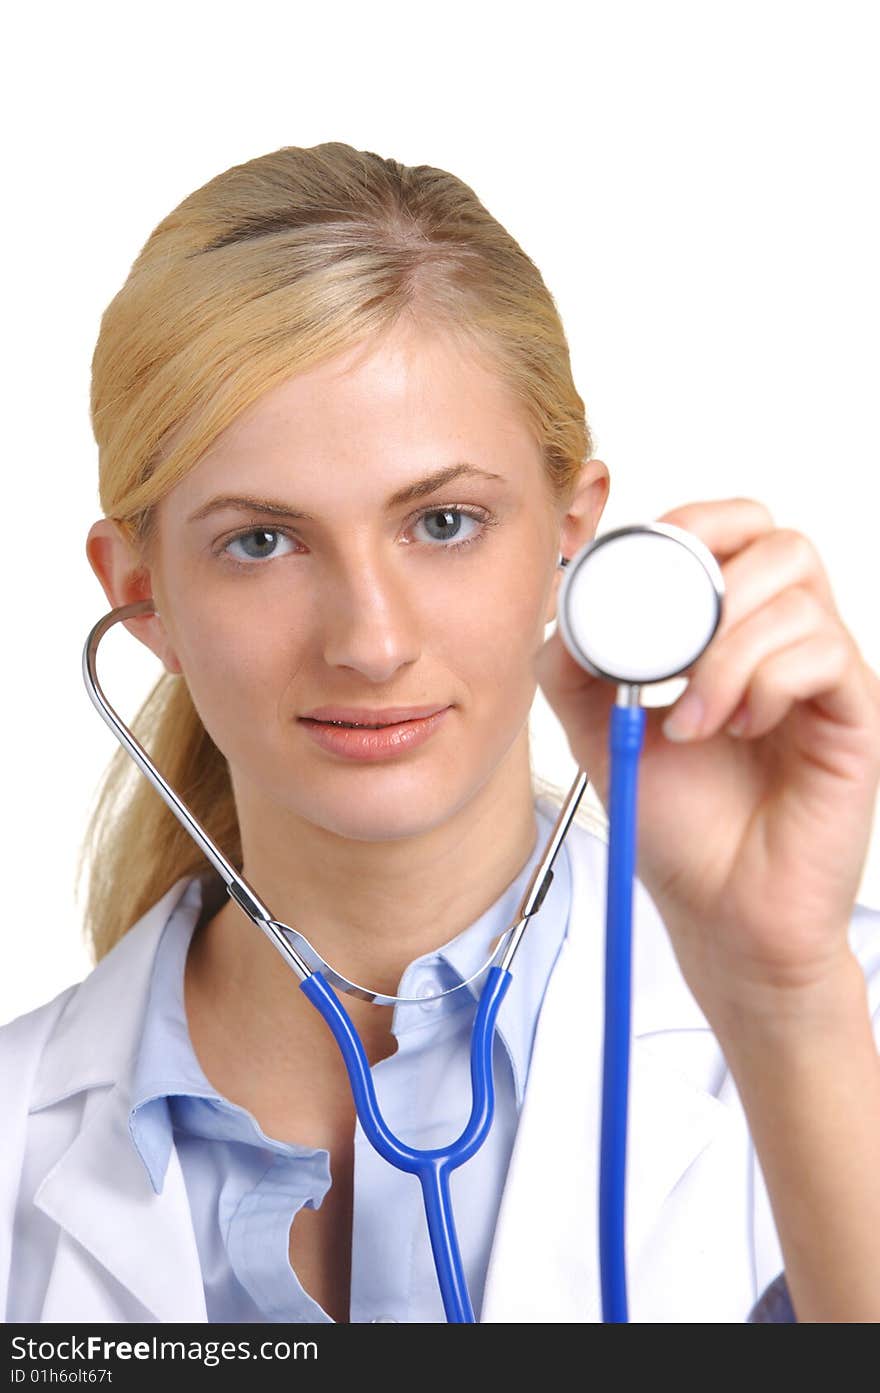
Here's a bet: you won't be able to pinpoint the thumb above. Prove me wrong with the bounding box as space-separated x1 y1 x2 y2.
533 625 617 802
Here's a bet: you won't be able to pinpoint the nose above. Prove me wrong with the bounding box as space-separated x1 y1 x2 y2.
319 544 422 684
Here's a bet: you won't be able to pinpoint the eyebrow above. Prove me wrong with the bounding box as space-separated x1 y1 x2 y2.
186 462 505 525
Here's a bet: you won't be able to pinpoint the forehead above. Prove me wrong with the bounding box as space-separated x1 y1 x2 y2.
219 323 530 449
165 320 546 507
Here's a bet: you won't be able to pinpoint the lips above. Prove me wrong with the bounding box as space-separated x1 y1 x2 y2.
299 707 451 761
299 704 448 727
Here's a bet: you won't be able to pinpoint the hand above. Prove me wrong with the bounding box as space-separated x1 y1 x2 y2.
535 498 880 1021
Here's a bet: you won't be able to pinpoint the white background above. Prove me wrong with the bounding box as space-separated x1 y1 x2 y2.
3 0 879 1022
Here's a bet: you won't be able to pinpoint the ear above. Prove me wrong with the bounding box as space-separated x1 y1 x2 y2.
85 518 183 675
544 458 611 625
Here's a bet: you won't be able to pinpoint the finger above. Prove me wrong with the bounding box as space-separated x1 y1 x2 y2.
656 497 775 563
712 527 841 645
662 583 828 741
730 629 876 746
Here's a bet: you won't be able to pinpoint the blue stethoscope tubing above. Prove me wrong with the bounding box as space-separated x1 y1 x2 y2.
301 965 512 1323
601 699 647 1323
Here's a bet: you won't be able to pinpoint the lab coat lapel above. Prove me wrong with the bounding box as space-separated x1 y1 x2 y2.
33 1079 207 1323
30 876 208 1323
481 822 728 1323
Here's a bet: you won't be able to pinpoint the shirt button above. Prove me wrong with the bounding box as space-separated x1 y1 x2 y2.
370 1315 398 1323
415 979 442 1012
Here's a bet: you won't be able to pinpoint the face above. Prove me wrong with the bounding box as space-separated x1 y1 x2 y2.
89 319 605 843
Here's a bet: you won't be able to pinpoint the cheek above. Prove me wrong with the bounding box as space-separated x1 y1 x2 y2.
441 557 548 711
170 595 301 763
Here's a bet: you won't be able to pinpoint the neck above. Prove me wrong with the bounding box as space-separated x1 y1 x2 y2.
184 729 541 1078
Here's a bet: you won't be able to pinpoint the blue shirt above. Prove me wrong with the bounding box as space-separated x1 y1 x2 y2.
747 1271 796 1322
128 797 572 1323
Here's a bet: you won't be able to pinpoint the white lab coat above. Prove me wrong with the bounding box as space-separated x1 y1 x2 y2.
2 816 879 1324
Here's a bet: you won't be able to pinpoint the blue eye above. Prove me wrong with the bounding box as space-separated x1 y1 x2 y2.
223 527 297 564
414 507 485 548
219 506 497 567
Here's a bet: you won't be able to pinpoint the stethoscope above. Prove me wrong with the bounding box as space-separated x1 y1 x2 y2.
82 520 724 1323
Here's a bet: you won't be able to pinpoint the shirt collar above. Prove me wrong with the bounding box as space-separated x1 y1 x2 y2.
129 797 572 1194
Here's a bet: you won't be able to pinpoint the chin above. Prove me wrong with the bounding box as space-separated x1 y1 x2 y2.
296 777 470 843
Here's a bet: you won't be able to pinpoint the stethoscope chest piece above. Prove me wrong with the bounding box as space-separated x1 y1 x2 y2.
558 521 725 687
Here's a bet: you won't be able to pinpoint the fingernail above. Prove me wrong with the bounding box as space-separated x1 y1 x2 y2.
662 689 704 741
726 701 749 738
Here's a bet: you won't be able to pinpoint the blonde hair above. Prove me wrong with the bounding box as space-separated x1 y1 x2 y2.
78 141 607 963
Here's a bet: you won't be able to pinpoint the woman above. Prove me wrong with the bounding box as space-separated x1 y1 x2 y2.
2 142 879 1324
